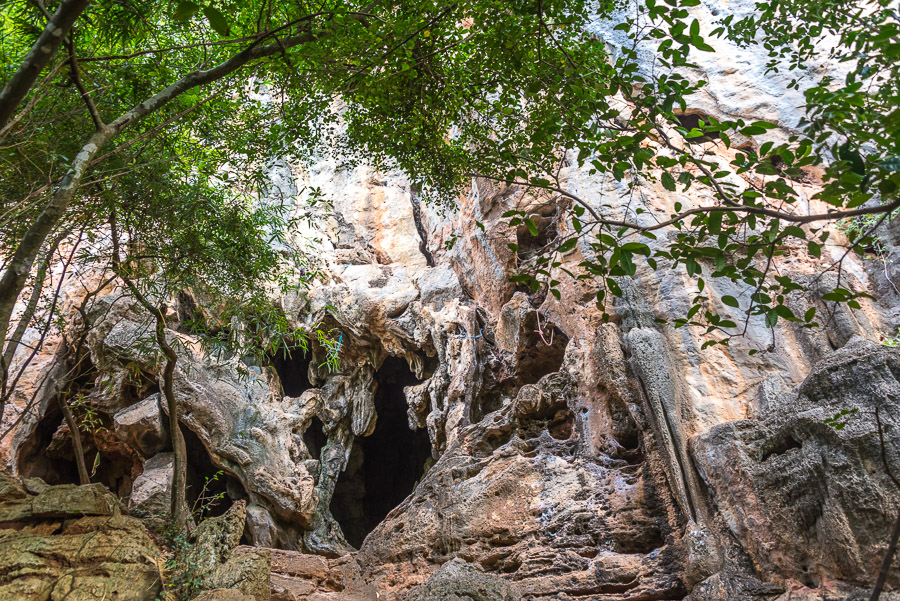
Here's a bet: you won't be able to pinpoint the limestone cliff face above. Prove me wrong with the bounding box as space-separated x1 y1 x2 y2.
3 3 900 600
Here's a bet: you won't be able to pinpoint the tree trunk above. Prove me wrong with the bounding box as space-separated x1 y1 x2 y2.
0 235 59 413
869 508 900 600
119 281 188 525
0 129 112 374
0 0 91 130
156 312 189 525
57 395 90 485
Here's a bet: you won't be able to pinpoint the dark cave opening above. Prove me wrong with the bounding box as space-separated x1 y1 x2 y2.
304 416 327 460
270 346 313 397
762 434 803 461
516 314 569 385
330 357 432 549
183 425 243 519
18 395 143 498
18 400 79 486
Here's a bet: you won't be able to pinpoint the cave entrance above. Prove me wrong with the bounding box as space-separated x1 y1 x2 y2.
183 426 247 520
330 357 432 549
270 345 313 397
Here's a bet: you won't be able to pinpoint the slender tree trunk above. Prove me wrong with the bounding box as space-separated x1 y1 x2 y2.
0 129 112 369
156 314 188 525
0 0 91 130
111 218 188 526
869 509 900 601
57 394 89 485
121 283 188 525
0 234 60 413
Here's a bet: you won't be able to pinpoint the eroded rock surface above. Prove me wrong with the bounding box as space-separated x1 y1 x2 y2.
0 473 160 601
694 339 900 593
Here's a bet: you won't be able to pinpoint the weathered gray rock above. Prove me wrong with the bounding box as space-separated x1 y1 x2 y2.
693 338 900 591
415 265 463 310
114 394 169 457
205 549 271 601
194 590 259 601
0 474 161 601
128 452 173 516
93 316 320 543
0 473 119 523
406 558 521 601
186 500 272 600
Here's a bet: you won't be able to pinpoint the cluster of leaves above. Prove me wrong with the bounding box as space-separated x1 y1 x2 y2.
1 0 898 367
495 0 899 349
824 407 859 431
69 392 107 434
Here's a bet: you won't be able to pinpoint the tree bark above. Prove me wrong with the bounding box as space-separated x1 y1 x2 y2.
0 0 91 130
0 234 60 410
110 218 188 526
57 394 90 485
869 509 900 601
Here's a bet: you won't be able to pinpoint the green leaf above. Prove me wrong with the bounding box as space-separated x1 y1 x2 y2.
619 251 636 276
621 242 651 255
774 304 796 320
707 210 722 234
174 1 200 21
685 257 700 277
661 171 676 191
721 295 740 307
203 6 230 35
606 278 623 297
880 156 900 172
524 218 539 237
782 226 806 239
557 238 578 253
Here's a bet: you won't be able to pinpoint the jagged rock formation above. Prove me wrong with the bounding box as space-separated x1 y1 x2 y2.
0 474 272 600
3 2 900 600
0 473 161 600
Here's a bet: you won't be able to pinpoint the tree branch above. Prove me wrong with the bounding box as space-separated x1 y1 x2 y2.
0 0 91 130
0 27 324 373
65 37 105 131
469 173 900 232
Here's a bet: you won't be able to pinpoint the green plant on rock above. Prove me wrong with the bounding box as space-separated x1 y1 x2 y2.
189 470 227 522
882 329 900 347
155 519 206 601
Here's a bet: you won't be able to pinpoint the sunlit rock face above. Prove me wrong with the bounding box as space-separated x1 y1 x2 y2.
4 4 900 601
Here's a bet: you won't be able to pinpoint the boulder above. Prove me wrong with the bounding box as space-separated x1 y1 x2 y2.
128 452 173 517
113 394 169 457
406 558 520 601
693 339 900 590
0 474 161 601
185 500 272 601
0 473 119 524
